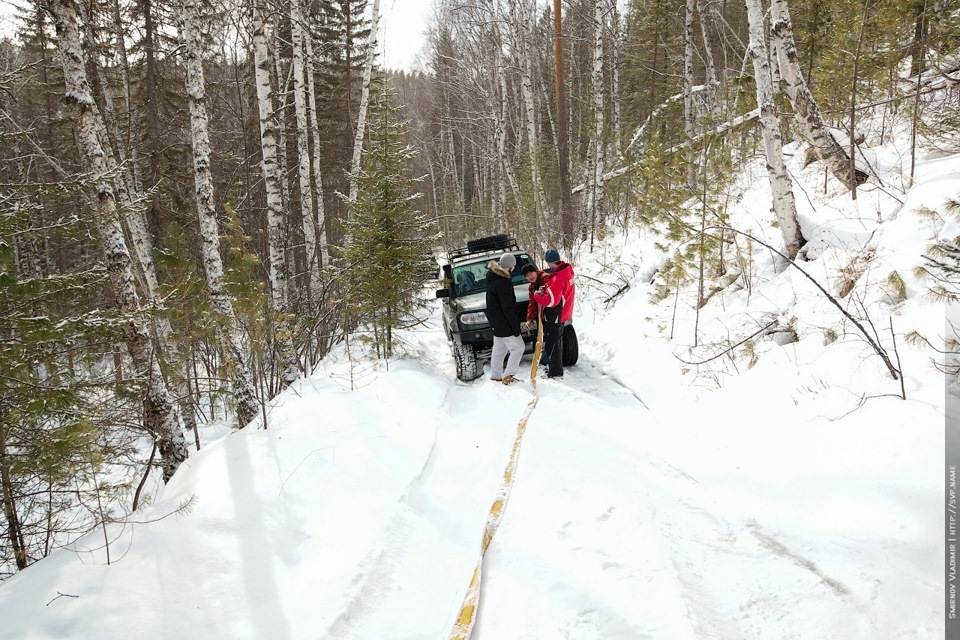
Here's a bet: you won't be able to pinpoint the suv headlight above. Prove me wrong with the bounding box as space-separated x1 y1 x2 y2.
459 312 488 325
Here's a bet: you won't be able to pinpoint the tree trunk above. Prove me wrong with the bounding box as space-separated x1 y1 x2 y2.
251 0 300 389
553 0 575 248
182 0 260 427
304 22 329 268
78 1 201 442
683 0 697 190
0 428 27 570
140 0 164 241
516 0 546 228
348 0 381 206
591 0 606 238
769 0 868 190
48 0 189 481
290 0 320 297
744 0 805 260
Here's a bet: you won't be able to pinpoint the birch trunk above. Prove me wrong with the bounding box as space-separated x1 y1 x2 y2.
553 0 575 247
182 0 260 427
745 0 804 260
696 0 721 121
609 0 623 152
348 0 381 206
683 0 697 190
517 0 547 232
769 0 867 190
304 23 329 268
252 0 300 389
0 429 27 570
48 0 188 480
81 2 202 440
496 71 522 206
591 0 606 235
290 0 320 297
273 26 292 213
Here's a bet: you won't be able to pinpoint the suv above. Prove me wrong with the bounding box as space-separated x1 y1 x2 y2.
435 234 578 381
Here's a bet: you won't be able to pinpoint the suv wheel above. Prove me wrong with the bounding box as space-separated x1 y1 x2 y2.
455 343 479 381
562 324 579 367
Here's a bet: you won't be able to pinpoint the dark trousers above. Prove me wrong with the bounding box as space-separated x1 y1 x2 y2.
543 320 563 377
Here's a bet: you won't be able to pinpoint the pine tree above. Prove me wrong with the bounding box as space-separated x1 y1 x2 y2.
337 89 434 359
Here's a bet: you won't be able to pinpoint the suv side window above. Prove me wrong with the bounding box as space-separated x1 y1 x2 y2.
511 254 532 285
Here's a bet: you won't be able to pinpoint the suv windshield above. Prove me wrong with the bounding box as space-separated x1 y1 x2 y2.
451 254 532 297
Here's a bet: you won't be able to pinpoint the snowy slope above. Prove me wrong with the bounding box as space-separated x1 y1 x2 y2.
0 133 952 639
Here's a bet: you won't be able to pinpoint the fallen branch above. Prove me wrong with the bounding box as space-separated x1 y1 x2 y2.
676 319 778 366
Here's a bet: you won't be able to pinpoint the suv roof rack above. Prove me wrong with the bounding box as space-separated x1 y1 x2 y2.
448 234 519 261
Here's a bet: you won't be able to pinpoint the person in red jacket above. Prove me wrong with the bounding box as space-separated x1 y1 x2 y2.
531 249 575 378
521 264 550 368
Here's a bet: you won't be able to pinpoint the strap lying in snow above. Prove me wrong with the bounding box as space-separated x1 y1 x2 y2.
448 312 545 640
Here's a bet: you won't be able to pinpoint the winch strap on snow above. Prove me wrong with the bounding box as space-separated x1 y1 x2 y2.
448 314 543 640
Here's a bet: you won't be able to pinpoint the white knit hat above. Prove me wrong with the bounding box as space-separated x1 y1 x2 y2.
499 253 517 270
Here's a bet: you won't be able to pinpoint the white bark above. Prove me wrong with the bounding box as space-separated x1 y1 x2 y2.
48 0 188 481
273 27 292 213
744 0 804 260
348 0 381 206
769 0 867 190
252 0 300 388
304 21 329 268
609 0 623 152
683 0 697 190
515 0 547 228
591 0 606 232
290 0 320 298
182 0 260 427
696 0 721 121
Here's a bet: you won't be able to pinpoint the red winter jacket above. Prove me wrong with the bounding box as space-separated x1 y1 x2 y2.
532 261 575 324
525 270 550 322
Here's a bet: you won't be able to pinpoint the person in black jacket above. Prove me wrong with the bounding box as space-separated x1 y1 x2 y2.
485 253 524 384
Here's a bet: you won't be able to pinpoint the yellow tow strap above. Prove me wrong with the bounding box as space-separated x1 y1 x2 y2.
448 312 544 639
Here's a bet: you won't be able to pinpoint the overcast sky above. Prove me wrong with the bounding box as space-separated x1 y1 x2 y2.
381 0 432 71
0 0 431 72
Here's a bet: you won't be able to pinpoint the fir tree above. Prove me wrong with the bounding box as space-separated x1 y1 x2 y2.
338 89 434 359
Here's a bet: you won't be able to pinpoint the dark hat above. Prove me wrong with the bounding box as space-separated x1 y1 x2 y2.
544 248 561 264
521 264 538 275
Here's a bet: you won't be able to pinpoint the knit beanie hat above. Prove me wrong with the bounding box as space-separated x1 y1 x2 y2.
499 253 517 270
544 248 561 264
521 264 538 275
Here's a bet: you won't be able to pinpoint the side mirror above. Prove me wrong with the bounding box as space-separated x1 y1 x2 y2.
436 289 450 299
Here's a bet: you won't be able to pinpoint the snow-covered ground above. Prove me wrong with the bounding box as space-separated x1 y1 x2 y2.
0 122 952 638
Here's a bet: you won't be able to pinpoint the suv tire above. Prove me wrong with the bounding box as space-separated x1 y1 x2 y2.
562 324 579 366
455 343 479 381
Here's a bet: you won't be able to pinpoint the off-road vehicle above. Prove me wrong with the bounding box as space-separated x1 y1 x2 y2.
435 234 579 381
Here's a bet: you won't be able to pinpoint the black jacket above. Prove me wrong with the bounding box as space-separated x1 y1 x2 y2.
485 260 521 338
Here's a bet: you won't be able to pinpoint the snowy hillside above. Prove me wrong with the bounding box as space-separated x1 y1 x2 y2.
0 130 952 637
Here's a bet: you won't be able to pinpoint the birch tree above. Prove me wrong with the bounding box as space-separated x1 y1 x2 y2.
304 22 329 268
589 0 606 238
683 0 697 189
182 0 260 427
769 0 868 191
744 0 804 260
251 0 300 389
553 0 576 247
46 0 189 480
290 0 320 297
348 0 381 206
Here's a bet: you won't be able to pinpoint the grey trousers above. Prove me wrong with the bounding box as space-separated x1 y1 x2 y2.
490 334 525 379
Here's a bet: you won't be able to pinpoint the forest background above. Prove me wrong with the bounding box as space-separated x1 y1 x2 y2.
0 0 957 580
